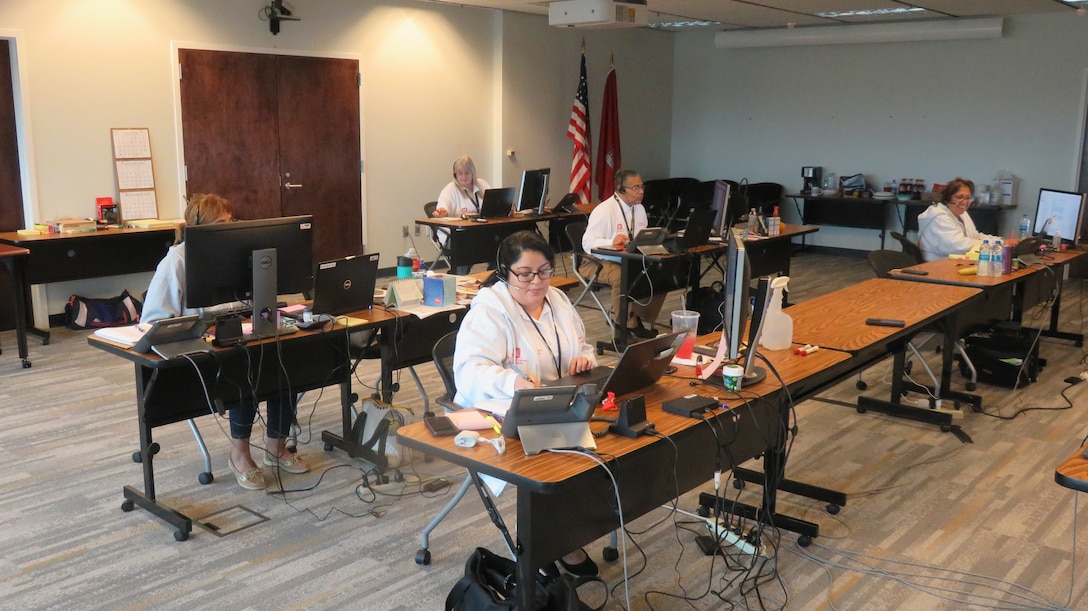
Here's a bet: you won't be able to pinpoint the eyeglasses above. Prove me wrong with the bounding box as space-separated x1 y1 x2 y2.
510 268 555 282
951 194 972 203
624 184 645 192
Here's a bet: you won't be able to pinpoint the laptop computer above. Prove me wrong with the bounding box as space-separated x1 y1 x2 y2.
311 253 380 316
625 227 670 256
132 315 213 360
479 187 516 218
677 207 716 251
545 330 687 397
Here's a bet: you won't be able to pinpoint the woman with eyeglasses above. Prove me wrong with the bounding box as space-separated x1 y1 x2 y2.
917 177 1000 261
453 230 596 407
143 193 308 492
452 230 599 577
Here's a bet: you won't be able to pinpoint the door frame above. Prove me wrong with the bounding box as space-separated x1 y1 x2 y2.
169 41 367 246
0 30 41 227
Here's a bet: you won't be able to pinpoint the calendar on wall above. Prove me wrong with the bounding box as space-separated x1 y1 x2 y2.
110 128 158 221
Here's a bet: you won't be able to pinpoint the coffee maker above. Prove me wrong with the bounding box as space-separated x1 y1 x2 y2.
802 166 822 195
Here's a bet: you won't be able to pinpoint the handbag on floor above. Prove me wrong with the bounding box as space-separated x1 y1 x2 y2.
445 547 605 611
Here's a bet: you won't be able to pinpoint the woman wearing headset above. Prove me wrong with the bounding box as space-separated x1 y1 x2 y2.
143 193 308 492
433 155 491 218
452 230 599 577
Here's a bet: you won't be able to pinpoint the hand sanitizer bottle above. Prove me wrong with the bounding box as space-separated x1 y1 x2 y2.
759 277 793 351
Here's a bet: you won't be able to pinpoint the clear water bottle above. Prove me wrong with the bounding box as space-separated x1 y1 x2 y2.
1018 214 1030 240
978 239 991 276
991 239 1003 276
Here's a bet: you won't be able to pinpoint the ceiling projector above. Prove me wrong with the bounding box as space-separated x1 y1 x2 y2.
548 0 649 29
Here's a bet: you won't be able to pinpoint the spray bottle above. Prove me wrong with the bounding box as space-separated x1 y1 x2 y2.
759 276 793 351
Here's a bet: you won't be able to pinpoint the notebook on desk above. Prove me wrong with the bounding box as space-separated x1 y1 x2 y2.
479 188 515 218
311 253 380 316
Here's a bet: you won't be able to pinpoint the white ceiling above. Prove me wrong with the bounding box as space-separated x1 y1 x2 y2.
420 0 1086 31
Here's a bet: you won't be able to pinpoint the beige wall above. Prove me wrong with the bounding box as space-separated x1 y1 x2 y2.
0 0 674 319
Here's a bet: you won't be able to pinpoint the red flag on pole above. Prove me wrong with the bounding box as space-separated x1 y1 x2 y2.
595 60 621 201
567 47 592 205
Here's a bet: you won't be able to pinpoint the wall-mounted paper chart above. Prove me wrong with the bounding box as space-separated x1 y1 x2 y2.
115 159 156 190
119 190 159 221
111 128 152 159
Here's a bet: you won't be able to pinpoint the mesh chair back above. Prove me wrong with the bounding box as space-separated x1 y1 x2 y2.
565 221 589 257
890 231 925 264
432 331 459 402
868 250 919 279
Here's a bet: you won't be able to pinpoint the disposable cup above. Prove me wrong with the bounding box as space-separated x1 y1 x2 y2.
671 310 700 360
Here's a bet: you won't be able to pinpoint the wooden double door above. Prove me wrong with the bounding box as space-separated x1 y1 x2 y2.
0 40 25 331
179 49 362 265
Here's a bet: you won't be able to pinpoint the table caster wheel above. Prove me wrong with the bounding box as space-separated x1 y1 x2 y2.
826 504 840 515
416 549 431 565
1077 340 1084 348
132 451 142 463
798 535 812 547
121 499 134 512
856 405 867 414
602 546 618 562
174 530 188 542
198 472 214 485
940 424 952 433
855 380 867 390
324 442 334 452
733 479 745 490
149 442 161 456
22 359 31 368
966 382 976 391
697 506 709 518
42 337 49 346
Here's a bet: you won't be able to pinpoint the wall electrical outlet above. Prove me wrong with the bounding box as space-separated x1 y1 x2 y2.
402 225 409 238
414 225 421 236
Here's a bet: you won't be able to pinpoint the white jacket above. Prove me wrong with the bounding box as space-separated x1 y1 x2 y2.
453 282 596 407
582 195 648 262
436 178 491 217
917 203 995 261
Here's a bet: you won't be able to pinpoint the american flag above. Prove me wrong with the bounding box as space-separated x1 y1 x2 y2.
567 49 592 205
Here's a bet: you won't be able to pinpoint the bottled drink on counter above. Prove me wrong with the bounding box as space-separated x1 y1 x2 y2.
1002 242 1013 275
768 206 781 235
759 276 793 351
1018 214 1030 240
747 208 760 236
978 239 992 276
1053 231 1062 250
991 239 1003 276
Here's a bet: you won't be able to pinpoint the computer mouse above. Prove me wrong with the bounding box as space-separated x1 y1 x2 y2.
454 431 479 448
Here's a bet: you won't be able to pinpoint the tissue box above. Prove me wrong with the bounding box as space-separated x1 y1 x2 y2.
423 275 457 306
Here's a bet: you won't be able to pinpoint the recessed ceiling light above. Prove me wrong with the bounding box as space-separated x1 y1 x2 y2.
816 7 928 19
649 19 721 29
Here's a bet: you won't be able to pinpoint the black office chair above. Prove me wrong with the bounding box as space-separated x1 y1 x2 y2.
890 231 925 264
423 201 452 271
416 331 516 566
745 182 786 217
564 221 613 332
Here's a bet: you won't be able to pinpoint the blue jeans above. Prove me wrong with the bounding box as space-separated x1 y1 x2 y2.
229 395 295 440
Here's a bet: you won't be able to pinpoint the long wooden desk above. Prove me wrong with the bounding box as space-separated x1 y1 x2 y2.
88 307 403 540
1055 445 1088 494
787 278 982 428
415 209 588 269
0 227 176 342
397 345 852 608
888 248 1088 347
0 243 31 368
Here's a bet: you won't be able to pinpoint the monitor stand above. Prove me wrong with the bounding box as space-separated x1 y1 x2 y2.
251 247 279 339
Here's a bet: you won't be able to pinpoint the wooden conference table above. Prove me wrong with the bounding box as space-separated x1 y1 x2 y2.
89 306 414 541
0 243 31 368
0 226 176 343
398 344 853 610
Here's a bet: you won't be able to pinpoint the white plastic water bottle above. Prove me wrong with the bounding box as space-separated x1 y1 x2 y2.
978 239 991 276
991 239 1003 276
1018 214 1030 240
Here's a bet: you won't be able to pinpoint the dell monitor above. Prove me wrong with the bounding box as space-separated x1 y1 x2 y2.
722 227 767 385
1033 188 1087 246
710 180 733 236
184 215 314 338
517 168 550 215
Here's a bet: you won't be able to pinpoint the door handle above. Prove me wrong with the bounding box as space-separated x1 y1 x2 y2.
284 182 303 190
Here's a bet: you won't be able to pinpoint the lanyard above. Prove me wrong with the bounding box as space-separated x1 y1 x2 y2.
524 297 562 379
617 196 633 238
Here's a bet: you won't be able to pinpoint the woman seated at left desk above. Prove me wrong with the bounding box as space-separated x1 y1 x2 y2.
452 230 599 577
917 177 1004 261
143 193 309 491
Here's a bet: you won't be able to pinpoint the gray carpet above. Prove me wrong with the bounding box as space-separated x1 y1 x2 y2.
2 250 1087 610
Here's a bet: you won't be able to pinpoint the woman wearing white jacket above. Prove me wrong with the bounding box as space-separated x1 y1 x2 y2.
917 178 998 261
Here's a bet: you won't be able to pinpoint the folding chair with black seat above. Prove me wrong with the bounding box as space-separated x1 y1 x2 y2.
423 201 453 271
416 331 517 566
564 221 614 332
888 232 978 388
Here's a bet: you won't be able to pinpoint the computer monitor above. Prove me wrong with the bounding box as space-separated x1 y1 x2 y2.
184 215 314 338
710 180 732 236
722 227 750 362
1032 188 1087 246
517 168 550 215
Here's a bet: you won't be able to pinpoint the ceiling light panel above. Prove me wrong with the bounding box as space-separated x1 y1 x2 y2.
659 0 830 27
909 0 1073 17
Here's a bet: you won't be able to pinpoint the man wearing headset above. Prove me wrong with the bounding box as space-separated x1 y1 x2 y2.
580 169 665 339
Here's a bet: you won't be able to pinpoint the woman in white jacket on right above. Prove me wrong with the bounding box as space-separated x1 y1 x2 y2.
917 177 998 261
